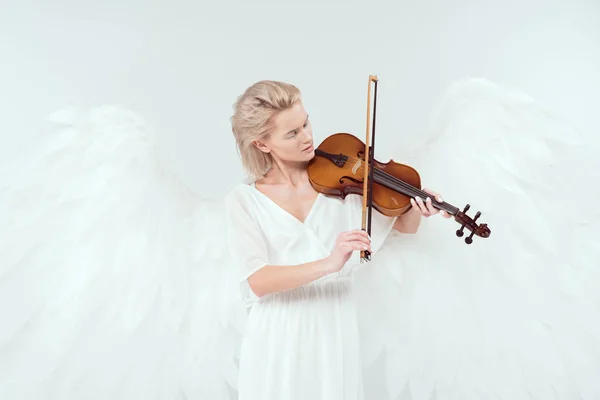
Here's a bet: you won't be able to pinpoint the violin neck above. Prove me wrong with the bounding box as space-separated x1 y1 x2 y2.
373 169 459 215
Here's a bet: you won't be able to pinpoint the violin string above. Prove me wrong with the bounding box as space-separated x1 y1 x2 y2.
342 153 459 214
374 169 458 214
344 153 426 198
371 168 423 198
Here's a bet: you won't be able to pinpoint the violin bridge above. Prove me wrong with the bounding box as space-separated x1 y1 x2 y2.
351 159 362 175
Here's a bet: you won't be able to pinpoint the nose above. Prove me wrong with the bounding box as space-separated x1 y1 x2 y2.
299 127 312 142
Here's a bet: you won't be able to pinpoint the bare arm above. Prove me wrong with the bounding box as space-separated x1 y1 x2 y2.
247 257 334 298
393 205 422 234
247 229 371 298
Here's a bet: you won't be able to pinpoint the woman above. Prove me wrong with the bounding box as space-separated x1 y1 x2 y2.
224 80 450 399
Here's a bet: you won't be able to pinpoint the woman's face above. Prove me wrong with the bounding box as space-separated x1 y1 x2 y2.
254 101 315 163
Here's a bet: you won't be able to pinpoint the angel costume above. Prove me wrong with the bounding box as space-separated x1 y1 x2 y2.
1 78 600 400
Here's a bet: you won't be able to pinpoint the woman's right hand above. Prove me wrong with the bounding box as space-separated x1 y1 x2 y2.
326 229 372 273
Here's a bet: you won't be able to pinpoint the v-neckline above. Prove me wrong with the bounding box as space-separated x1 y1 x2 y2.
248 183 321 226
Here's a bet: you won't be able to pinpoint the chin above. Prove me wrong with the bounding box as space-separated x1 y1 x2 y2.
289 148 315 163
302 149 316 160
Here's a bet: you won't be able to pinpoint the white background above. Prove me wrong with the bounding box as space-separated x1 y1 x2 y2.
1 0 599 198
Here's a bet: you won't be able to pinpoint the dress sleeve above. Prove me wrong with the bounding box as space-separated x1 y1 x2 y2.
224 187 270 305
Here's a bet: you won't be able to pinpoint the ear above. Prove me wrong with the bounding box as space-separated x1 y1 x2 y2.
252 140 270 153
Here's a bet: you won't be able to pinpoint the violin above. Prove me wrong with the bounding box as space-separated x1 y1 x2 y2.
307 75 490 260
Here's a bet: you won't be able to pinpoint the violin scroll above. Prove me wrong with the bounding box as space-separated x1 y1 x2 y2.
454 204 491 244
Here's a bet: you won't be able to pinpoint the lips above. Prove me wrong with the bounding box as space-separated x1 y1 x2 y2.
303 143 313 152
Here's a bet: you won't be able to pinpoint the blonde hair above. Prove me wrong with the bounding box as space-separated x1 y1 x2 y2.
230 80 301 180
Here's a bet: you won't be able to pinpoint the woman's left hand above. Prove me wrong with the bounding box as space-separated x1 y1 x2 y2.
410 188 451 218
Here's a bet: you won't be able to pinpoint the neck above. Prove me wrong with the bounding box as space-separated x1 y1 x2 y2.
264 158 309 188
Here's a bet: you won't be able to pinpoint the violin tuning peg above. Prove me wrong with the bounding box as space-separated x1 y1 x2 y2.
462 204 470 213
473 211 481 222
456 224 466 237
465 230 475 244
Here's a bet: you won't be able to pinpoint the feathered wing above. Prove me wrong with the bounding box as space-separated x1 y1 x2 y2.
354 78 600 400
0 106 245 400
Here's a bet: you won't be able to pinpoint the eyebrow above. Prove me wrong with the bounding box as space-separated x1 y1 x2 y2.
285 114 309 135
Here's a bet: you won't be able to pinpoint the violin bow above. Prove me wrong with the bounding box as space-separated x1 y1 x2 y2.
358 77 491 248
360 75 378 262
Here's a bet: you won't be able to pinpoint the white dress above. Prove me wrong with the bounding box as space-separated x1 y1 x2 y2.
224 182 397 400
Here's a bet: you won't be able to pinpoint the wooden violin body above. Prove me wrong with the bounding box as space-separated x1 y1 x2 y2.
308 133 419 217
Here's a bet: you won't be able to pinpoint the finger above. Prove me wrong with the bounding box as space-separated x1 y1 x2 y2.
345 230 371 242
423 188 438 197
355 241 371 252
339 230 357 242
415 197 429 215
410 198 420 213
345 233 371 246
344 241 371 252
411 198 425 214
440 210 451 218
343 229 370 238
358 229 371 241
425 197 438 214
424 188 443 203
339 234 369 249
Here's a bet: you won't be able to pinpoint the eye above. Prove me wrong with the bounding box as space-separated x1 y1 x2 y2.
285 130 298 139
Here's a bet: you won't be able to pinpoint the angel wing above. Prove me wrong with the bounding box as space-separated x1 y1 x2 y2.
354 78 600 400
0 106 246 400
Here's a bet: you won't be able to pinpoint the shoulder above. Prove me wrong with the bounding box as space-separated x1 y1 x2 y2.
224 182 257 211
225 183 250 202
